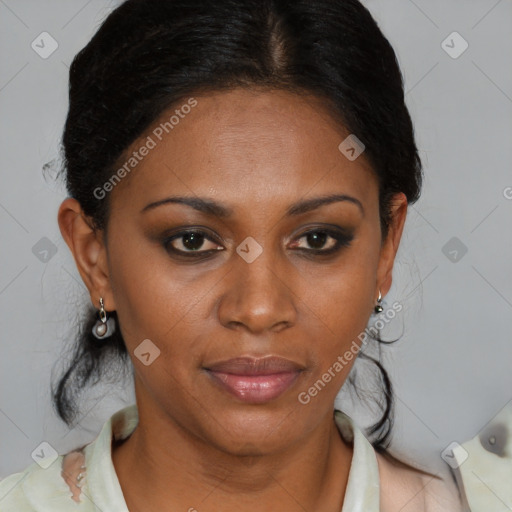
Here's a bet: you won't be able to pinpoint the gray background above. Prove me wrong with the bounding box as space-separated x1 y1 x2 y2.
1 0 511 479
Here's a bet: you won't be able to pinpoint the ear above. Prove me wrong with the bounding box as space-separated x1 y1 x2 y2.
57 198 116 311
376 192 408 299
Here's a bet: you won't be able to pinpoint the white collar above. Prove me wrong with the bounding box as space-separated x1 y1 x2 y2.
85 404 380 511
9 404 380 511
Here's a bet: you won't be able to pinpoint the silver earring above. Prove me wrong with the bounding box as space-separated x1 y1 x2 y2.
374 290 384 314
92 297 116 339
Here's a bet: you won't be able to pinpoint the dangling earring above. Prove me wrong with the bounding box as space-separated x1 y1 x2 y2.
374 290 384 314
92 297 116 339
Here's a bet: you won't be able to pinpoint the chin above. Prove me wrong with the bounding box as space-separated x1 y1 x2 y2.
200 404 305 455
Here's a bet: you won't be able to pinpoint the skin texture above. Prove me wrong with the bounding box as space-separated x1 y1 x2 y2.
58 88 408 512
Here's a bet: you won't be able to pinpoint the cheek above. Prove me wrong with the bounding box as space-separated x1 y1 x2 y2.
107 231 207 357
295 236 381 386
297 273 372 376
292 278 375 414
298 232 380 331
108 247 213 410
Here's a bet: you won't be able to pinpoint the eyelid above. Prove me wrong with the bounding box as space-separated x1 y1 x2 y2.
289 224 355 243
292 224 354 236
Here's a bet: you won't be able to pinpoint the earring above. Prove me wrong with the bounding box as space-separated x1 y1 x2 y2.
374 290 384 314
92 297 116 339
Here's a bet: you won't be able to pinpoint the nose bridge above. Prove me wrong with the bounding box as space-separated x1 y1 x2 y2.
218 240 297 333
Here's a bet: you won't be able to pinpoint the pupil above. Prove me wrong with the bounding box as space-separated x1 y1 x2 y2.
183 233 204 250
307 232 326 249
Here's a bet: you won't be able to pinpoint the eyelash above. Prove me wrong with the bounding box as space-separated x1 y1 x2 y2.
162 228 354 259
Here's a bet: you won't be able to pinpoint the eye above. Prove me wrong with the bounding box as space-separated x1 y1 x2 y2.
162 227 353 259
289 228 354 255
163 230 223 256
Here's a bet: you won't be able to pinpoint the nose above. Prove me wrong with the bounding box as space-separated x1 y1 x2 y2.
217 249 297 334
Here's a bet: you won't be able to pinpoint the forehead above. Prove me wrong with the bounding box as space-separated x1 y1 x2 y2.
109 88 378 214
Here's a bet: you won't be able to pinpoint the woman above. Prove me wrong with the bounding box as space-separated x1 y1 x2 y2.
0 0 462 510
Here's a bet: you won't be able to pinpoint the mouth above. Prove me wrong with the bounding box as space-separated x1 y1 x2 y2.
203 356 305 404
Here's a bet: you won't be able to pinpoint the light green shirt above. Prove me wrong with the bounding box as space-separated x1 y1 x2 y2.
0 404 379 511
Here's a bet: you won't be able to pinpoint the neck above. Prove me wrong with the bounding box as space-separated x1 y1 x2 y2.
112 401 353 512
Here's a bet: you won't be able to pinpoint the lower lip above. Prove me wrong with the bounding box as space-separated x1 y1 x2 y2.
206 370 301 403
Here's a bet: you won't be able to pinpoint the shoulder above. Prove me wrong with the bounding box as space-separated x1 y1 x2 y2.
376 450 463 512
0 467 35 511
0 404 135 511
0 450 85 511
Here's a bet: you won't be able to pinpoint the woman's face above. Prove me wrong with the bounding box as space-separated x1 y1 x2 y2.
62 88 406 455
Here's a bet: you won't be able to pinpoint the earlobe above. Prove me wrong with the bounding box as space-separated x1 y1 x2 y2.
57 198 116 311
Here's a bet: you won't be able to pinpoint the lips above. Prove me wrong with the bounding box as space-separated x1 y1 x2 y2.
206 356 304 375
204 356 304 403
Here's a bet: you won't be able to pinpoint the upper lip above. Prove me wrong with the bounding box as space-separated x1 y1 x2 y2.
205 356 305 375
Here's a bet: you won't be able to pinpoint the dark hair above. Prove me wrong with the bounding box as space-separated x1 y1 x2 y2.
52 0 422 449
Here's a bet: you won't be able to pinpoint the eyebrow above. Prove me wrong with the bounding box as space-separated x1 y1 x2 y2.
140 193 364 217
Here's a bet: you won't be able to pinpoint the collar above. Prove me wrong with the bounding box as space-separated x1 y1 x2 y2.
85 404 379 512
18 403 380 511
334 410 380 511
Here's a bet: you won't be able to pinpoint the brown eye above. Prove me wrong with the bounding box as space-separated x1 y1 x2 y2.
164 230 223 256
300 231 334 250
290 229 354 255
